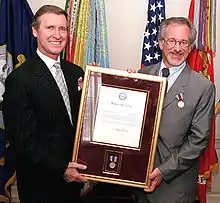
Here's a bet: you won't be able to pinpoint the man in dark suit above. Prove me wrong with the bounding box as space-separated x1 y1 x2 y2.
3 5 87 203
134 17 215 203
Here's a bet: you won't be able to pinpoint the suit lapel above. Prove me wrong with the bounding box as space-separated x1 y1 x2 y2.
32 55 72 124
149 63 161 76
163 65 191 109
31 55 59 92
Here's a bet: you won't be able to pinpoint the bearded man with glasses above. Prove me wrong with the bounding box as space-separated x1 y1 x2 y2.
134 17 216 203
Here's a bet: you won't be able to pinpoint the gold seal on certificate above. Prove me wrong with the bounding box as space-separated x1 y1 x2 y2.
72 65 167 190
119 92 127 100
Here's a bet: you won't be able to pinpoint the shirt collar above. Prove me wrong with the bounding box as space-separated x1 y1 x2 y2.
159 60 186 76
37 49 60 70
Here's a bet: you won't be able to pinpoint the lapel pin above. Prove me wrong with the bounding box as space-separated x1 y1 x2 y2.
176 93 184 108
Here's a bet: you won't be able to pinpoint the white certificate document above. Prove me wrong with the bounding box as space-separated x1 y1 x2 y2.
92 86 147 148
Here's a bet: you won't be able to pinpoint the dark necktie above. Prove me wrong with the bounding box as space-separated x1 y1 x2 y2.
161 68 170 92
162 68 170 77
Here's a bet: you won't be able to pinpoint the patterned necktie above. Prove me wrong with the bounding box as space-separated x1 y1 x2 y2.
53 62 72 124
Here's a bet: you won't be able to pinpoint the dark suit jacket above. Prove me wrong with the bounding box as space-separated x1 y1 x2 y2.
137 63 215 203
3 54 84 203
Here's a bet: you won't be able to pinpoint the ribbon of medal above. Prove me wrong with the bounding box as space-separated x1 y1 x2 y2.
176 93 184 108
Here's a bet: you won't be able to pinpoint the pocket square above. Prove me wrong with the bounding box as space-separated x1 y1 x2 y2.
78 77 83 91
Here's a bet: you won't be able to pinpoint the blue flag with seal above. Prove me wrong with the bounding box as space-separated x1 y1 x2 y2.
0 0 36 201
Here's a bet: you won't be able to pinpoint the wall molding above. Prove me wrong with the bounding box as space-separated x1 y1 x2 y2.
216 138 220 149
207 192 220 203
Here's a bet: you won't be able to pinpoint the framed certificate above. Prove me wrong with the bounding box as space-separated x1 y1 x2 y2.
72 65 167 189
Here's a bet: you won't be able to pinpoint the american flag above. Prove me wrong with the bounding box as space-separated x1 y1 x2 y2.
141 0 166 67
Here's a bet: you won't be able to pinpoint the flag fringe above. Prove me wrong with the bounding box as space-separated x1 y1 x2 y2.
215 102 220 114
204 163 219 176
200 162 219 186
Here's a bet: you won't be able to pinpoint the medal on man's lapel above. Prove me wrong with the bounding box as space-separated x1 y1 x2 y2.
176 93 184 108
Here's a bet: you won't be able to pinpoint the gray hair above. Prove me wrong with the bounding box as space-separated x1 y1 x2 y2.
158 17 197 46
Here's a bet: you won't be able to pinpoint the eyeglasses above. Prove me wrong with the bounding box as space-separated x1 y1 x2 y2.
163 38 191 48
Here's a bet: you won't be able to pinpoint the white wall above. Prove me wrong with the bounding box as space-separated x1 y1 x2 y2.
27 0 65 12
105 0 192 70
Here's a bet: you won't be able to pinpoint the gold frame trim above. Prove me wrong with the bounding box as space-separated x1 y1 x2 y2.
72 65 167 189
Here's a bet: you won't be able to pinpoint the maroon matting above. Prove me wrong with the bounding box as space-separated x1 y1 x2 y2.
74 72 161 186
